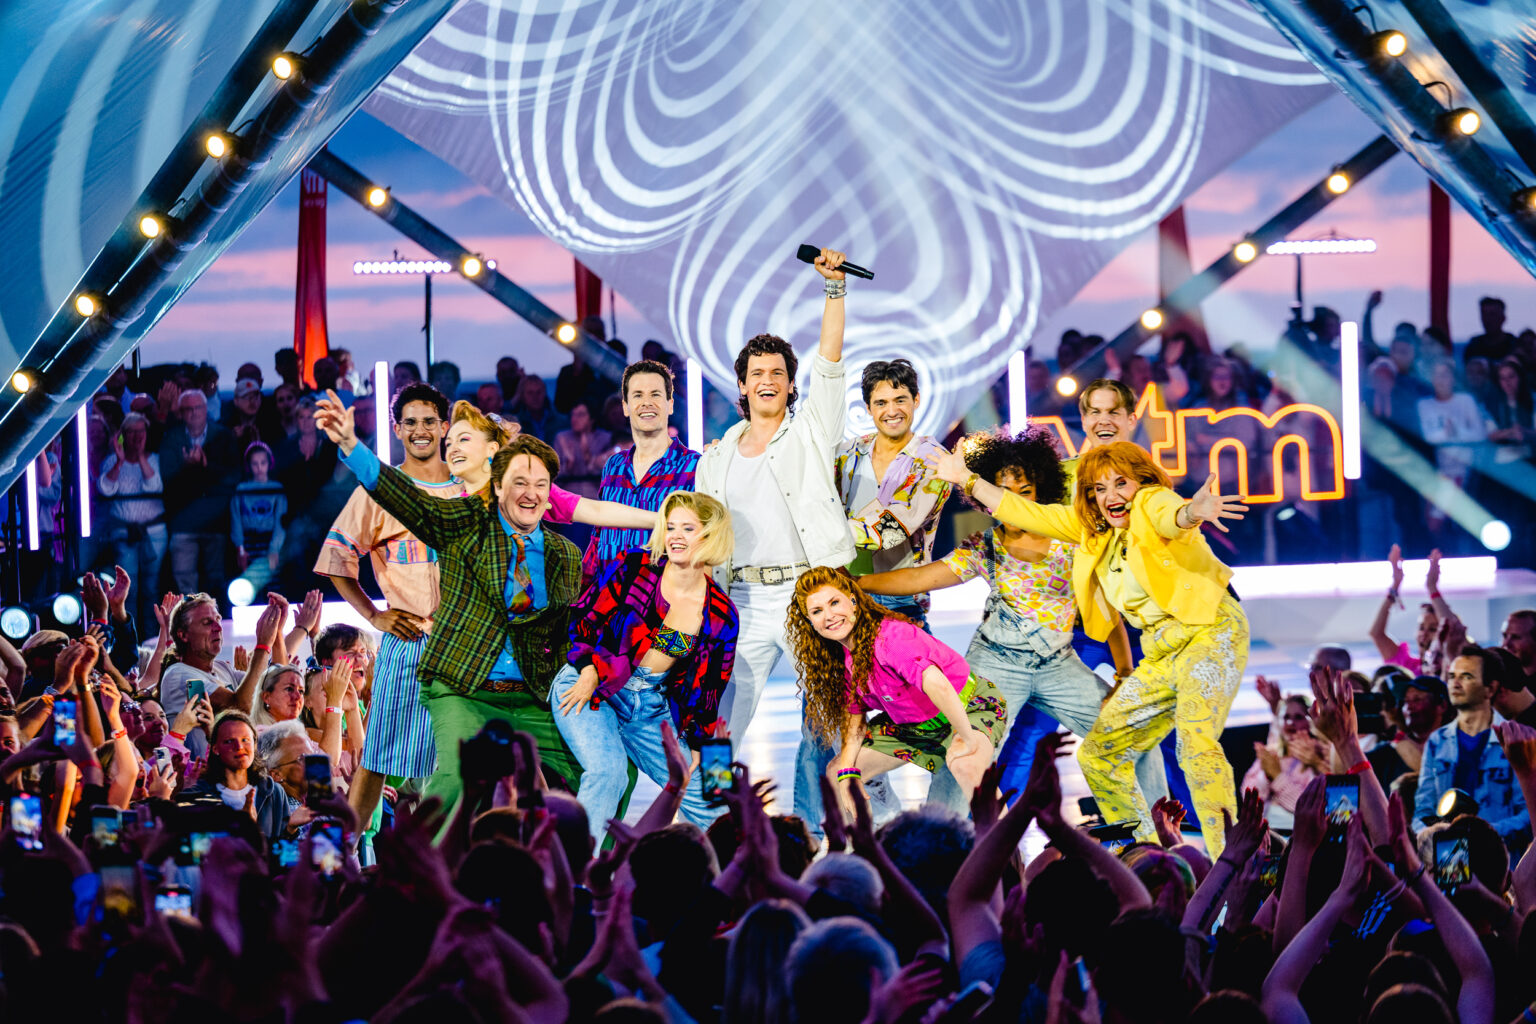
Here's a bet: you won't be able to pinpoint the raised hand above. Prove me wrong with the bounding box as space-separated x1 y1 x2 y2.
1387 544 1405 605
1425 548 1442 593
323 656 351 708
233 646 250 673
153 592 182 637
934 448 972 487
970 760 1009 835
1152 796 1187 848
1292 776 1328 854
820 774 850 852
294 589 323 637
106 565 131 617
82 572 109 622
1019 732 1070 826
1255 674 1282 716
313 390 358 452
1185 474 1248 533
1497 721 1536 782
812 246 846 281
1308 663 1356 749
1219 787 1267 864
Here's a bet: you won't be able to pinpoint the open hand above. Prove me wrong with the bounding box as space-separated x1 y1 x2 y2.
934 449 972 487
313 390 358 452
1255 675 1282 715
555 667 599 717
1186 474 1248 533
1152 796 1187 847
1308 663 1356 749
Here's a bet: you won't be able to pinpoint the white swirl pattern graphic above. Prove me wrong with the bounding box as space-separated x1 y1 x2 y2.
368 0 1328 435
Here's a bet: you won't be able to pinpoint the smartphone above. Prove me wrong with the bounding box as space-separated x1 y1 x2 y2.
270 837 302 870
699 737 734 805
186 680 207 704
311 821 345 877
153 746 172 770
100 865 139 923
1434 834 1472 894
53 697 77 747
936 980 994 1022
9 794 43 851
303 753 332 808
178 829 230 866
1257 852 1283 889
154 884 193 919
1324 775 1359 835
90 805 123 848
1353 692 1386 736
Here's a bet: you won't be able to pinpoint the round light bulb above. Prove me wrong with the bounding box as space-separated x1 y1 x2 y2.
461 256 483 277
1326 171 1351 195
1481 519 1511 552
228 577 257 608
10 370 32 393
139 214 162 238
1233 241 1258 263
205 133 228 159
555 323 578 344
1140 308 1164 331
366 186 388 208
74 293 98 317
1455 108 1480 135
272 54 295 80
1381 31 1407 58
1055 376 1078 398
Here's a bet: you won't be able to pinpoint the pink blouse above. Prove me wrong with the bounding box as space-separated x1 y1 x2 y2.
544 484 582 525
844 618 970 724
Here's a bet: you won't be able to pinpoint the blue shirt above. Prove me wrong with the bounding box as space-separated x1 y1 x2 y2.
581 437 699 575
1454 727 1490 796
342 443 546 680
489 513 547 680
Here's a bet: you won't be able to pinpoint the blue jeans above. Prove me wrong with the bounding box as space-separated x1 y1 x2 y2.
926 602 1168 814
549 664 719 837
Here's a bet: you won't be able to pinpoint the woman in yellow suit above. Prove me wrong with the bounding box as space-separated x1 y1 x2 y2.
936 440 1249 854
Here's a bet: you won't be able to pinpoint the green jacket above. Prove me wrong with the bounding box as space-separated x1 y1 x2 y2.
369 463 582 700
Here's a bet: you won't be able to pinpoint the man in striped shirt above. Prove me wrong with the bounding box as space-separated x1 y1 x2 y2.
580 359 701 578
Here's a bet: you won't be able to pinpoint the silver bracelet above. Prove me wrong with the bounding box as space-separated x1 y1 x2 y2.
824 278 847 299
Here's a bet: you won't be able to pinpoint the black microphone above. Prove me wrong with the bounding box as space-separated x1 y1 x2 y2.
796 243 874 280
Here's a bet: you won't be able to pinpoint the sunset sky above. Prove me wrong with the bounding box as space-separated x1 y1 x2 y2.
145 91 1536 389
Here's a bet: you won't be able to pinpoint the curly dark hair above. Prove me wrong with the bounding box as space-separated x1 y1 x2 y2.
734 334 798 417
786 567 915 741
957 426 1068 509
391 381 448 423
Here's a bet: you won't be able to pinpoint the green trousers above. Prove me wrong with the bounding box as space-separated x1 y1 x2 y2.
422 681 584 816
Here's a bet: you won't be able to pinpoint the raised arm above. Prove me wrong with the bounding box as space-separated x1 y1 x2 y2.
1143 478 1248 537
812 247 847 363
857 561 963 597
934 450 1081 543
1370 546 1407 660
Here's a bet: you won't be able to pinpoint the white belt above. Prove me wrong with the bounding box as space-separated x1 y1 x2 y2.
731 562 811 586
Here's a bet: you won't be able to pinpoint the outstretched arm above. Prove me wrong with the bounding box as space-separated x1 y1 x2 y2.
568 495 655 530
812 247 847 363
857 561 963 597
934 450 1081 543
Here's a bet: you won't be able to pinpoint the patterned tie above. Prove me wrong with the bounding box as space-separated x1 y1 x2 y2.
510 533 533 614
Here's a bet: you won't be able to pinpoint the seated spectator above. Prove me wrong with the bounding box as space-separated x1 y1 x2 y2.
510 373 567 441
1485 357 1534 463
1370 674 1450 788
180 710 298 839
429 359 461 401
313 356 351 406
161 388 237 600
1466 296 1516 364
552 402 613 499
231 441 286 591
495 356 523 411
269 381 302 446
97 412 164 627
1242 690 1327 830
391 360 422 393
274 346 301 389
475 382 504 416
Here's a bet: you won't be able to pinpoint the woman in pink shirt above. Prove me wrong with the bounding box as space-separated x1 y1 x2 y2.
786 567 1006 814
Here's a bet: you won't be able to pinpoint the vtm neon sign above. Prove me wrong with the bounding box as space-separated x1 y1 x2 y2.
1029 384 1345 504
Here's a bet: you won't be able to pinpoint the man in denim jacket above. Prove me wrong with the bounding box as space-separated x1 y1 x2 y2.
1414 644 1530 847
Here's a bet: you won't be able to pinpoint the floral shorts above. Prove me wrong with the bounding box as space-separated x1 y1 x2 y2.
860 674 1008 773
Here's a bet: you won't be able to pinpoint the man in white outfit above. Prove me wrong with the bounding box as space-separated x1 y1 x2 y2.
694 247 894 828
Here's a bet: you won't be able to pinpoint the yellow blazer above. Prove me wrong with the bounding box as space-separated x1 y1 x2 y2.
993 485 1234 641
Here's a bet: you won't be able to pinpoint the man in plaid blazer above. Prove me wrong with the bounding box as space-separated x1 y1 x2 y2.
315 392 583 817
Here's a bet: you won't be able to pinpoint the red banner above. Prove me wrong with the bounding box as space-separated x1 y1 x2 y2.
574 258 602 325
293 169 330 387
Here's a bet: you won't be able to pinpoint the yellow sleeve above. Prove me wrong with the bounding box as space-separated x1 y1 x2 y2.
993 491 1082 544
1139 487 1190 540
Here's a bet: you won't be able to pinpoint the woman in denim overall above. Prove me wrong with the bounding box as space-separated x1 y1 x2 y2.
859 428 1165 808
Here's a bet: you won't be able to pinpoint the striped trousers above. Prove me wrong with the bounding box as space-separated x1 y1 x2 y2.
360 632 437 778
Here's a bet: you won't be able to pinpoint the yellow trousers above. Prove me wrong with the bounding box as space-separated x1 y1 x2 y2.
1078 595 1248 857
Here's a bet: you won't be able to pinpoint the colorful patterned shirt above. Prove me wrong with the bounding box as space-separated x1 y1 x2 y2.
835 434 952 612
567 551 737 747
942 529 1077 636
581 437 700 578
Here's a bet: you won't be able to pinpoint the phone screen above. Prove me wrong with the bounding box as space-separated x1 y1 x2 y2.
155 886 193 918
699 739 733 805
1434 834 1472 893
100 865 139 923
271 837 302 869
53 698 77 747
1324 775 1359 834
311 822 345 876
90 806 122 848
304 754 333 807
181 829 229 866
153 746 172 770
1257 853 1282 889
9 794 43 850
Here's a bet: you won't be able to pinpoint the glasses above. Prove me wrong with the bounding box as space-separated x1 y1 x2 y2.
269 758 304 772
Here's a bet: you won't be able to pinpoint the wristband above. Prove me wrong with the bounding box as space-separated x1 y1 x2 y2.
835 767 862 780
1385 588 1400 603
1428 588 1442 601
1346 760 1372 775
169 730 186 741
89 618 110 630
824 278 847 299
662 782 681 795
254 643 271 655
325 706 342 715
963 472 980 497
111 727 127 740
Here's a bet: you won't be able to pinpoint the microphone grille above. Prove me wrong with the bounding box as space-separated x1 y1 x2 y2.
795 244 819 264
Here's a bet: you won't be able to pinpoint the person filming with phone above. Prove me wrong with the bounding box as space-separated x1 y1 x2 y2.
548 491 738 836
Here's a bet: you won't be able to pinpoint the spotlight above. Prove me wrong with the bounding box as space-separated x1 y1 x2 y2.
1437 787 1478 821
1514 187 1536 214
460 255 483 277
555 322 578 344
1232 240 1258 263
1055 375 1079 398
10 370 33 393
138 213 163 238
272 52 300 80
1326 170 1351 195
1481 519 1512 552
0 606 30 641
74 293 100 317
204 132 234 159
1372 30 1407 58
365 185 389 208
1140 308 1164 331
51 593 84 627
228 577 257 608
1439 107 1480 137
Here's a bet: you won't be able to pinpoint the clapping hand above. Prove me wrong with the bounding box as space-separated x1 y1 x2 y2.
1308 663 1356 749
1152 796 1187 848
1255 674 1282 716
1220 787 1268 864
1387 544 1405 607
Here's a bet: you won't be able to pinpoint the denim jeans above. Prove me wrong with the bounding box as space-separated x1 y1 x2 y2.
549 664 718 836
926 599 1168 814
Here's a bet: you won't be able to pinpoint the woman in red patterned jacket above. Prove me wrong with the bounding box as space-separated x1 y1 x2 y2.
548 490 739 836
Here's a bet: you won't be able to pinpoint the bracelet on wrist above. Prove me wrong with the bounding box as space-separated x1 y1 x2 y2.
824 279 847 299
1427 588 1442 601
1346 759 1372 775
662 781 681 795
835 767 862 782
254 643 271 655
325 706 342 715
110 727 127 740
168 730 186 741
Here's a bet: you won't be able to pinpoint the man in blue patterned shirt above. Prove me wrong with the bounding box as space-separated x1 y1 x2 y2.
580 359 701 578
